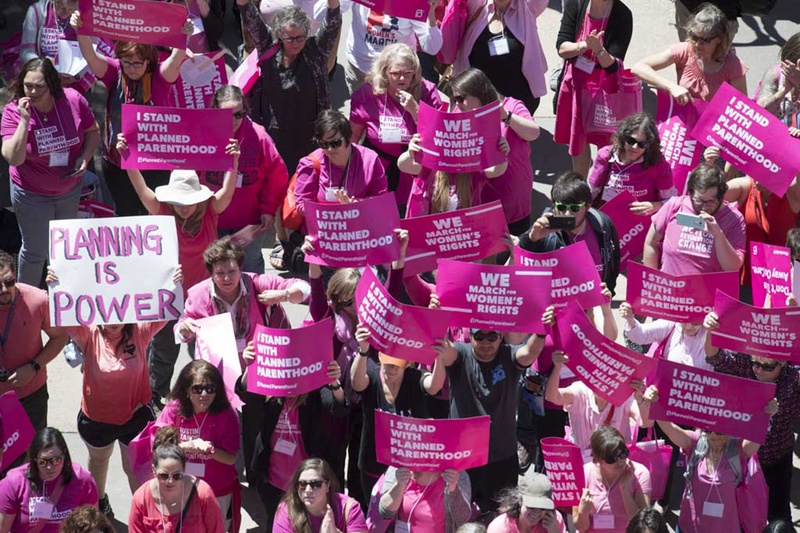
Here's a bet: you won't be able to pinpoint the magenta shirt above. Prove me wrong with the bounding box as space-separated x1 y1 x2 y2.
0 464 98 533
1 88 95 196
480 97 535 224
155 400 240 497
267 406 308 492
651 195 746 276
405 169 487 218
568 223 604 278
273 493 367 533
587 145 675 204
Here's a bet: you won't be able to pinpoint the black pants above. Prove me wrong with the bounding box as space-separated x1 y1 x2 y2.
467 454 518 517
762 452 792 522
256 481 284 533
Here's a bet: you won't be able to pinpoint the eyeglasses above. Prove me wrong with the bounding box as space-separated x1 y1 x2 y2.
691 195 720 208
625 136 649 149
689 32 717 44
190 384 217 395
387 69 415 79
472 331 500 342
36 456 64 468
23 83 47 91
121 60 146 69
232 110 246 120
280 34 307 44
0 277 16 290
603 449 629 464
317 137 345 150
451 94 468 105
298 479 326 490
337 298 355 308
156 471 185 482
752 360 780 372
553 202 585 213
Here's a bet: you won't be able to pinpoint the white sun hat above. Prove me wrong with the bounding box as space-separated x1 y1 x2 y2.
155 169 213 206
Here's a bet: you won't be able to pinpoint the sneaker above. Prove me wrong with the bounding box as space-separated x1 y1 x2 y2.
99 495 114 519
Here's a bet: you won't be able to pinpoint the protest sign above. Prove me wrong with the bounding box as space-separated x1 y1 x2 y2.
649 359 774 443
417 102 504 173
355 268 451 365
120 105 232 171
305 194 401 268
375 411 490 471
48 216 183 327
0 392 35 471
246 320 332 397
690 83 800 197
172 51 228 109
599 191 648 270
514 241 606 311
656 90 706 194
750 242 792 308
627 262 738 323
794 262 800 301
195 314 244 409
436 260 552 333
540 438 585 506
400 201 507 277
77 0 187 49
351 0 430 21
556 301 656 406
711 290 800 361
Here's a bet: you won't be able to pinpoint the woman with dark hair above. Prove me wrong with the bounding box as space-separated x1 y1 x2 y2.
71 12 192 216
128 443 224 533
487 472 565 533
1 57 100 286
156 360 240 528
587 112 675 214
202 85 289 274
59 505 114 533
0 428 97 532
272 458 367 533
624 508 668 533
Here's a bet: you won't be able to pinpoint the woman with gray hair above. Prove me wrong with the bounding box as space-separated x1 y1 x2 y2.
237 0 341 174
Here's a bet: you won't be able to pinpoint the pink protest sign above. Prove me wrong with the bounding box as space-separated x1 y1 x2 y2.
172 52 228 109
540 438 585 506
649 359 774 444
375 411 490 471
751 242 792 308
436 260 552 334
556 301 656 406
351 0 430 21
246 320 332 397
77 0 187 49
0 392 35 471
417 101 504 173
399 201 507 277
627 262 738 323
656 90 706 194
195 314 244 409
305 194 401 268
599 191 648 270
690 83 800 197
514 241 606 311
120 105 233 171
355 268 452 365
711 290 800 361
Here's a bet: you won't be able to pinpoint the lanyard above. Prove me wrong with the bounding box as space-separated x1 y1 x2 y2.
0 291 19 354
382 93 407 123
703 452 725 503
327 152 352 190
403 478 433 525
192 411 209 438
278 403 298 444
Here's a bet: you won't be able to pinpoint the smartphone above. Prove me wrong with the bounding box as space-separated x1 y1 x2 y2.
676 212 706 231
548 215 576 230
62 169 84 179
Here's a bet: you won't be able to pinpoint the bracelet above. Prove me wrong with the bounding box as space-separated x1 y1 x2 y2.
284 289 291 302
503 111 513 125
358 349 369 356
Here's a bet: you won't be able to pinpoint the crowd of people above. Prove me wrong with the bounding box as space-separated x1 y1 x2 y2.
0 0 799 532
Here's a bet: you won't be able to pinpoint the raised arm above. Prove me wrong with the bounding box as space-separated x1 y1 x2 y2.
70 12 110 79
117 134 161 214
514 306 554 367
544 351 575 406
210 139 240 213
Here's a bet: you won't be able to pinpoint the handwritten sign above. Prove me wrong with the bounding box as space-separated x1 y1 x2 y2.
750 242 792 308
77 0 188 49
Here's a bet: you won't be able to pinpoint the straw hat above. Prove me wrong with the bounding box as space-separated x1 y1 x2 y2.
155 170 213 206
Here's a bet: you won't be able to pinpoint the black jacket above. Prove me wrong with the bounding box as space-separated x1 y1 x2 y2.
556 0 634 74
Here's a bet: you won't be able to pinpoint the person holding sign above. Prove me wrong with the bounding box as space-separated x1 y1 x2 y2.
703 311 799 523
573 426 651 533
488 472 566 533
1 57 100 287
0 427 98 533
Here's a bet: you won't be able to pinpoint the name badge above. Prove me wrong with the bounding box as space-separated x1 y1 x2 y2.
185 461 206 477
593 514 615 529
575 55 596 74
702 501 724 517
394 521 410 533
31 500 54 520
379 126 403 144
274 438 297 456
235 172 244 188
49 152 69 167
325 187 341 202
488 35 510 56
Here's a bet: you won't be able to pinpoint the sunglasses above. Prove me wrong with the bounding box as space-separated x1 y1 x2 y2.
337 298 355 308
280 35 307 44
156 471 185 481
317 137 345 150
0 277 16 290
298 479 326 490
36 456 64 468
190 384 217 395
625 136 649 149
121 60 145 69
689 32 717 44
603 449 629 464
752 360 780 372
232 110 246 120
473 331 500 342
553 202 585 213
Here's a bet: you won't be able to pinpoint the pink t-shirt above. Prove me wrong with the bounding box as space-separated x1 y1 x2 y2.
669 42 749 102
564 382 635 458
0 464 98 533
480 97 535 224
158 204 218 291
678 431 741 533
267 406 309 492
568 223 604 277
581 460 651 533
651 195 746 276
67 322 165 425
587 146 676 204
0 284 50 400
155 400 240 497
129 478 224 533
273 493 367 533
487 511 567 533
395 477 446 533
1 89 95 196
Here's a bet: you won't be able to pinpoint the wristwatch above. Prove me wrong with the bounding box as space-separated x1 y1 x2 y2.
327 381 342 391
29 360 41 373
503 111 513 125
283 290 291 302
